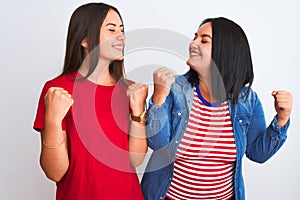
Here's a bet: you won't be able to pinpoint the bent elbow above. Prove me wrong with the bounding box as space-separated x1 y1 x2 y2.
131 159 143 168
40 160 68 183
130 151 148 167
247 154 270 164
44 172 64 182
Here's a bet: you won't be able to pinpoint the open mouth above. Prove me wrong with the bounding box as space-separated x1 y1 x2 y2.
112 44 124 51
190 50 202 57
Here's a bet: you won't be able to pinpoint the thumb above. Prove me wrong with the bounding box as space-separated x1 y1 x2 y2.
272 91 278 97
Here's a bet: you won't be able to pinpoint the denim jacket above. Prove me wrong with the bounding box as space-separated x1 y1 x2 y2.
141 75 289 200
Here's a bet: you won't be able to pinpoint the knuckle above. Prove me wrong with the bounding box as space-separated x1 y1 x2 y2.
48 87 54 94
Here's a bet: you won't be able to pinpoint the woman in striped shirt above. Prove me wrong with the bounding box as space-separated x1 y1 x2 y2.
141 17 292 200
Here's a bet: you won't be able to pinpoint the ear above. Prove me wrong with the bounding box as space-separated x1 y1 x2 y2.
81 37 88 48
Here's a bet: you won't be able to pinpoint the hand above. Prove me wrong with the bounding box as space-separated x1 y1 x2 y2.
152 67 175 106
272 90 292 127
44 87 74 123
127 83 148 116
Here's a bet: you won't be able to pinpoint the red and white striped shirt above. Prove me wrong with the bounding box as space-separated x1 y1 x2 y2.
166 88 236 200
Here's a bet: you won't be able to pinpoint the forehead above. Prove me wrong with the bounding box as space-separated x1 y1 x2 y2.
197 22 212 35
103 9 122 24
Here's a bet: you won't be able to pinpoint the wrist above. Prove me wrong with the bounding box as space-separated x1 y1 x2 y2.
130 110 148 124
276 118 288 127
152 94 166 106
45 112 63 127
276 114 290 127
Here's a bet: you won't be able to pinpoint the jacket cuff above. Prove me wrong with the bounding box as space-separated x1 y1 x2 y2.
269 116 290 138
148 97 169 120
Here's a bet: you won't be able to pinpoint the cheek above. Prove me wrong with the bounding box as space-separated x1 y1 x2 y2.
99 32 113 44
99 37 115 52
201 46 212 58
99 32 105 43
208 48 212 57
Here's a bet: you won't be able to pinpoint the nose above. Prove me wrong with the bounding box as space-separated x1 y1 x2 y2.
190 40 198 50
116 31 125 41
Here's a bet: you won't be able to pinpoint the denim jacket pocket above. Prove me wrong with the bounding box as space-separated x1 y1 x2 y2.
235 115 250 153
171 105 183 136
235 115 250 135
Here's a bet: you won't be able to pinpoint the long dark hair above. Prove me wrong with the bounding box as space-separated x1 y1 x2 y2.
60 3 125 81
186 17 254 104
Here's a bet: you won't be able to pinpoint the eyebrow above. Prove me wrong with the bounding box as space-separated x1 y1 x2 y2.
195 33 212 39
105 23 124 28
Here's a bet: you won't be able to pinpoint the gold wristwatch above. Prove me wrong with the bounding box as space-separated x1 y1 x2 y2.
130 110 148 124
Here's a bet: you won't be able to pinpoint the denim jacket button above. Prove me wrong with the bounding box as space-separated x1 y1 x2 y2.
175 140 179 144
178 112 182 116
160 197 163 200
239 119 243 123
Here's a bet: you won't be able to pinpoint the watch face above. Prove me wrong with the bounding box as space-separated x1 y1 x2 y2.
140 111 148 123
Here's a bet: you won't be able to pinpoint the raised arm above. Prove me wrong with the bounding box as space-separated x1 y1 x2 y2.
146 67 176 150
246 90 292 163
40 87 73 182
127 83 149 167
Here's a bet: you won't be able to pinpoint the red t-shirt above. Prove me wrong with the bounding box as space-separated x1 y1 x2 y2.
33 72 144 200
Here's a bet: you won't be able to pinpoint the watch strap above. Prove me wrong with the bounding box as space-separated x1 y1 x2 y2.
130 110 148 124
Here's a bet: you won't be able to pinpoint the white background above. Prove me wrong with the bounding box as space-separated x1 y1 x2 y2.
0 0 299 199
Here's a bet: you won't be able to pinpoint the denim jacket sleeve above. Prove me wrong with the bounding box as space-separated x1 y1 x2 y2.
146 93 173 150
244 90 290 163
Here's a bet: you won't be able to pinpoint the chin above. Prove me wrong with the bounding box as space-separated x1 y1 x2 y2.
111 52 124 61
187 59 202 74
186 58 196 68
115 55 124 61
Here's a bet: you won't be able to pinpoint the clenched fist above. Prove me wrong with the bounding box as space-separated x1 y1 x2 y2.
44 87 74 123
152 67 175 106
127 83 148 116
272 90 292 127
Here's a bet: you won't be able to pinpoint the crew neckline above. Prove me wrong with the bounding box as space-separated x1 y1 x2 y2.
76 72 116 88
195 85 223 107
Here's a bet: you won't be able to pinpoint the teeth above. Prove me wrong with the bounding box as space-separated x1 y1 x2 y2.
191 51 201 56
113 44 123 47
113 45 123 51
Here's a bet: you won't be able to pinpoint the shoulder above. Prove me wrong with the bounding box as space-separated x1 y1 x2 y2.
123 79 135 86
175 74 189 85
171 74 193 93
233 87 261 111
43 72 76 93
238 86 259 102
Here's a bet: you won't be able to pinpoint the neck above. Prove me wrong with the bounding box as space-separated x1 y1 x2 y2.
78 59 116 85
198 73 212 92
198 79 218 103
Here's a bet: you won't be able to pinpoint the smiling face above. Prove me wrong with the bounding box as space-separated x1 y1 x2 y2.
186 22 212 75
99 9 125 61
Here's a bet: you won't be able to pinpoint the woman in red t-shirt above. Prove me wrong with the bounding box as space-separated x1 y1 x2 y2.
33 3 147 199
